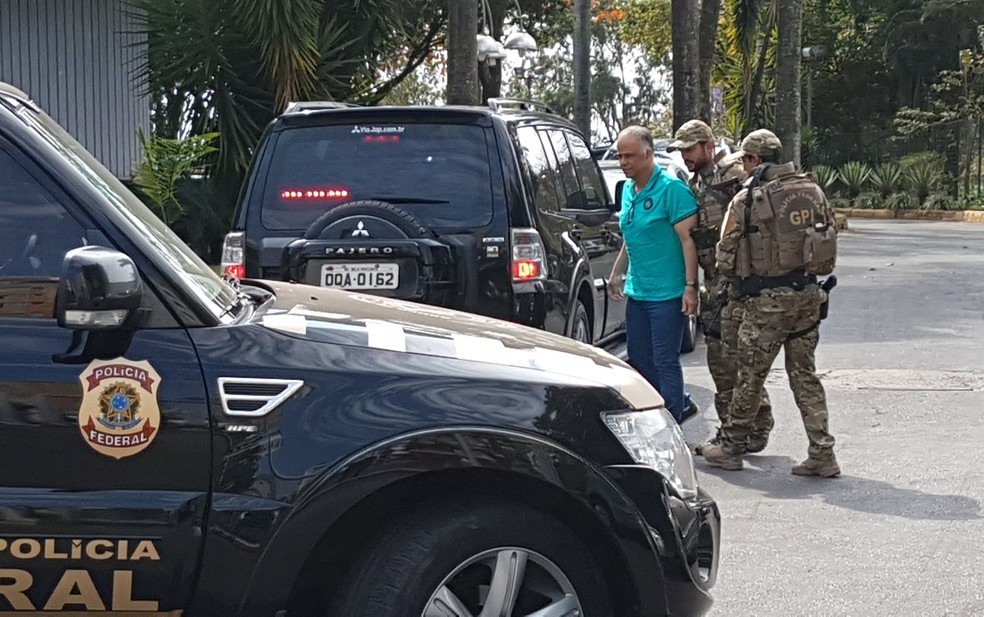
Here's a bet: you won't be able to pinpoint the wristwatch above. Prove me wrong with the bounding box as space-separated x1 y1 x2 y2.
686 280 699 290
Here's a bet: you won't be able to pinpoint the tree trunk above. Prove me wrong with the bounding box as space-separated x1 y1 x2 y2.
775 0 802 166
447 0 479 105
744 26 773 136
573 0 592 137
671 0 701 130
697 0 723 123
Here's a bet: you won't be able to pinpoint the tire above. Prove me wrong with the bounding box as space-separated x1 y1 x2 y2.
569 299 592 345
681 314 698 354
328 501 613 617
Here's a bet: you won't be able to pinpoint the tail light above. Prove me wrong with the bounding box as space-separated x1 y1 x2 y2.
221 231 245 279
510 227 547 283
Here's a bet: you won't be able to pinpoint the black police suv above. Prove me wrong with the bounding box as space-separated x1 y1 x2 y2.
0 81 720 616
223 99 627 349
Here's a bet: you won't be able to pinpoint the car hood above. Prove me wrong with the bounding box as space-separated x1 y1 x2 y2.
246 279 664 411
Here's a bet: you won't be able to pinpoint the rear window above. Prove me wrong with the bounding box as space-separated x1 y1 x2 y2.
260 122 496 230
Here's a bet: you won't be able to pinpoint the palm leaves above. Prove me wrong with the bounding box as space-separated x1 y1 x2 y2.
133 129 219 227
904 161 941 206
234 0 323 109
716 0 778 135
810 164 839 192
838 161 872 200
869 163 905 198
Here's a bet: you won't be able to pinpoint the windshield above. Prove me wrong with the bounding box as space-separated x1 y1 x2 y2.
260 122 496 230
13 104 239 319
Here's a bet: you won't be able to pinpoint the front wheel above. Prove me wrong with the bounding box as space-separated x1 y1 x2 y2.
569 299 592 345
328 501 613 617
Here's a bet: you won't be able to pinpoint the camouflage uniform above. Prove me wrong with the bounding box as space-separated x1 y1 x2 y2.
704 129 839 477
668 121 773 451
729 285 834 460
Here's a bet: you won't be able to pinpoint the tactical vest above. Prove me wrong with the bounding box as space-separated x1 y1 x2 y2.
728 165 837 278
691 157 746 275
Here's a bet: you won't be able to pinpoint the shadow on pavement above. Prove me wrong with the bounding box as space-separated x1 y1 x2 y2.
698 454 982 521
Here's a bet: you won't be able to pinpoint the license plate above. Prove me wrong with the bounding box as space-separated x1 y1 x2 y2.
321 263 399 290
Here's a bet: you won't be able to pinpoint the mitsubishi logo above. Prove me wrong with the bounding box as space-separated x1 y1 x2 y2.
351 221 370 238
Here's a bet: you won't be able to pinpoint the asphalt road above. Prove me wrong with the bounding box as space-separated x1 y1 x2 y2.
676 220 984 616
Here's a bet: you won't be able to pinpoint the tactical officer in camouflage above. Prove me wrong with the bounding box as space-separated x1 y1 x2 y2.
667 120 774 455
703 129 840 477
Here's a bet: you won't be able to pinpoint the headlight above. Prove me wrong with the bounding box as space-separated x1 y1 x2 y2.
603 408 699 500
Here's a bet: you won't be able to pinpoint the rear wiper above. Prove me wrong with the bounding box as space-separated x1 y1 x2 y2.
365 195 449 204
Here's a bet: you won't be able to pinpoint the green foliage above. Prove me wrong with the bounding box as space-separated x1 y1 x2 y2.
801 125 821 168
799 0 982 167
853 192 884 209
715 0 777 135
838 161 872 199
507 1 674 142
899 150 948 171
618 0 672 60
903 160 942 206
869 162 905 198
923 192 956 210
132 130 219 227
886 192 915 212
809 164 839 191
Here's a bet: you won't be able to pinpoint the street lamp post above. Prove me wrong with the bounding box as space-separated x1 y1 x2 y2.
503 27 538 99
476 0 538 103
801 45 826 135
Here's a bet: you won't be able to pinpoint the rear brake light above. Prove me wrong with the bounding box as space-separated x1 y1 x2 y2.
512 260 541 280
362 135 400 143
281 188 350 200
221 231 245 279
510 228 547 283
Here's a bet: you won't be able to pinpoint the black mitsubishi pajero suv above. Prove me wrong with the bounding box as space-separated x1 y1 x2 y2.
223 99 627 348
0 82 719 616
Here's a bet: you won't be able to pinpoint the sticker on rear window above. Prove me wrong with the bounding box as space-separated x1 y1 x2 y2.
351 125 405 134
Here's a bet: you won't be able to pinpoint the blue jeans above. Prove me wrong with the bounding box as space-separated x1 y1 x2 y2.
626 296 690 421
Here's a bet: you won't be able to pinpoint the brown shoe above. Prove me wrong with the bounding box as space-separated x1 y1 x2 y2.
791 456 841 478
694 430 722 456
701 444 744 471
746 433 770 454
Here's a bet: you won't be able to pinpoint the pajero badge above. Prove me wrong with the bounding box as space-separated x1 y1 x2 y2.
78 359 162 459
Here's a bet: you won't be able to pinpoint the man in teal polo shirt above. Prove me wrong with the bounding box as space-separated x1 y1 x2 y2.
608 125 700 422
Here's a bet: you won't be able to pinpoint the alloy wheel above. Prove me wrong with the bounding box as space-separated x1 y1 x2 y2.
422 547 583 617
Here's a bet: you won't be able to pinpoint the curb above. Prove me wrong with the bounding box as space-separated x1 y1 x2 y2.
834 208 984 223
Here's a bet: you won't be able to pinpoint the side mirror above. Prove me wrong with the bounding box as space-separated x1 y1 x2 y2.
56 246 143 330
614 180 626 212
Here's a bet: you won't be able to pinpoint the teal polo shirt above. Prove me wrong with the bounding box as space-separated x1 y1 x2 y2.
619 166 698 302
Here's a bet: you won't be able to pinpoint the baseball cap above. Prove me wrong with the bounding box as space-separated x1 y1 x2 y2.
740 129 783 158
667 120 715 152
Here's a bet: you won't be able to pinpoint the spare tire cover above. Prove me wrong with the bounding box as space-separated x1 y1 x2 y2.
302 200 434 241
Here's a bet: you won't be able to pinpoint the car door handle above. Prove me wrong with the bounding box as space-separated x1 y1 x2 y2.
601 228 619 244
561 231 580 255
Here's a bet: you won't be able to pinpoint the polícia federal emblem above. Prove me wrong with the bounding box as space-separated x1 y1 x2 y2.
78 358 162 459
